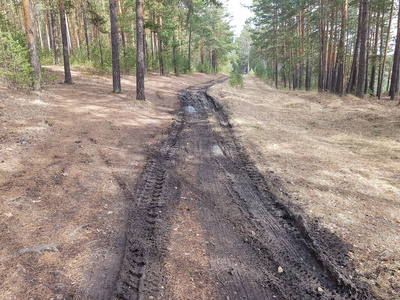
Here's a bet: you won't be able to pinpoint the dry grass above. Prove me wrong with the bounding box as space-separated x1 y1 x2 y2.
209 75 400 299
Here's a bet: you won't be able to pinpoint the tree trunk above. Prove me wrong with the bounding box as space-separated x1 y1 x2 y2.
356 0 368 98
65 13 72 52
389 0 400 100
136 0 145 100
335 0 347 95
109 0 121 93
82 0 90 59
378 0 394 99
369 11 380 94
21 0 41 90
188 22 192 72
59 0 71 83
50 5 61 65
364 9 372 94
44 10 52 49
158 1 164 75
200 37 204 69
346 1 362 94
275 3 278 89
34 2 44 49
318 0 326 92
173 17 178 76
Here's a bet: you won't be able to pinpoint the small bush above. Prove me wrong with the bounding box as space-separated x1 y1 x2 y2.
229 71 243 87
0 28 33 88
255 62 267 79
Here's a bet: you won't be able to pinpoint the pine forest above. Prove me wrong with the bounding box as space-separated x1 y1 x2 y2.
1 1 400 299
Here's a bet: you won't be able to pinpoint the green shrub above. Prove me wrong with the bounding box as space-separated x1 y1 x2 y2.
0 27 33 88
255 62 267 79
229 71 243 87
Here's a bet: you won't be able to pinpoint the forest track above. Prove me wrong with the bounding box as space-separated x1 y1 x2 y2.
114 81 375 300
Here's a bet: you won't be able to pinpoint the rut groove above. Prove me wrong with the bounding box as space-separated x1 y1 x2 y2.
115 82 375 300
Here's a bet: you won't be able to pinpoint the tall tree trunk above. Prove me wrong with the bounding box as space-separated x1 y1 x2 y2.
65 13 72 52
275 3 278 89
389 0 400 100
188 22 192 72
369 11 380 94
378 0 394 99
21 0 41 90
82 0 90 59
318 0 326 92
50 5 61 65
377 11 385 98
356 0 368 98
200 37 204 70
364 9 372 94
109 0 121 93
44 10 51 49
305 18 311 91
158 1 164 75
346 1 363 94
173 17 178 76
59 0 71 83
136 0 145 100
34 2 44 49
118 0 126 48
335 0 348 95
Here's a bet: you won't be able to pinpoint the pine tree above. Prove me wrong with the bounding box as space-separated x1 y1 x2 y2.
109 0 121 93
21 0 42 90
136 0 145 100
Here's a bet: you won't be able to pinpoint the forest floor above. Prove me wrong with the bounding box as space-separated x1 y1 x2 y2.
0 67 225 299
0 69 398 300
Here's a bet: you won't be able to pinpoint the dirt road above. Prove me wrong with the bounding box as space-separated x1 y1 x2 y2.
113 83 374 299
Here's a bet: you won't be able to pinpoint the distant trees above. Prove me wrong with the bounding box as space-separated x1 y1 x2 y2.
0 0 232 92
250 0 400 100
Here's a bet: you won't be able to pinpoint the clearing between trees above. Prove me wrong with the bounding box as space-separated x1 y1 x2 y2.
0 70 399 299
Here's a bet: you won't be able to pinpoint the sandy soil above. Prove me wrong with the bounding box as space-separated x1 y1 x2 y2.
0 67 224 300
208 75 400 299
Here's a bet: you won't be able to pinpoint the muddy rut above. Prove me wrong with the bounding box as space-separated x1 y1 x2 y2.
114 83 374 300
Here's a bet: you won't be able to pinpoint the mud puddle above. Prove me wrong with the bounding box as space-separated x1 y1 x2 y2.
114 83 375 299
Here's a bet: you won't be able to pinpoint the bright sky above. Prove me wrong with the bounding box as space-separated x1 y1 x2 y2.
224 0 254 37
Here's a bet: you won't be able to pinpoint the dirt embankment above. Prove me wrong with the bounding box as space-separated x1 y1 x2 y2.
208 75 400 299
0 67 224 300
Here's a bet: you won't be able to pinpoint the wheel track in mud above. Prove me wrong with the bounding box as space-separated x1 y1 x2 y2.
114 82 376 300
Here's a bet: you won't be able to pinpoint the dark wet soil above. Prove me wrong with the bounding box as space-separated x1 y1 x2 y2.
113 82 376 300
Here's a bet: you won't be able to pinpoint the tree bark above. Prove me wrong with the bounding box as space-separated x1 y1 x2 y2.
188 22 192 72
356 0 368 98
378 0 394 99
136 0 145 100
21 0 41 90
59 0 71 83
335 0 347 95
318 0 326 92
369 11 380 94
82 0 90 59
389 0 400 100
346 1 362 94
50 5 61 65
158 1 164 75
109 0 121 93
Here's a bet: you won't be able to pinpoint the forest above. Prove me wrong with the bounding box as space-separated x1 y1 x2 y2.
0 0 233 98
240 0 400 101
1 1 400 299
1 0 400 102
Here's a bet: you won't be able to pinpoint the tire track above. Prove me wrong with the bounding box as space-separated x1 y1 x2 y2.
114 83 375 299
